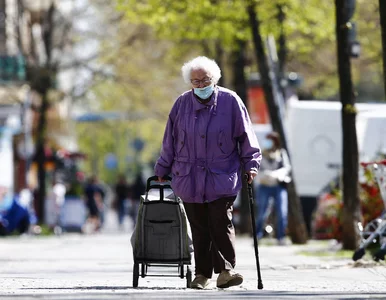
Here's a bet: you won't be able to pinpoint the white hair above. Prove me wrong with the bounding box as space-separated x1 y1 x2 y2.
181 56 222 85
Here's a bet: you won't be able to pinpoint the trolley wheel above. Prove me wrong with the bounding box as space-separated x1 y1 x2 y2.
141 263 146 278
180 264 184 279
133 263 139 288
373 249 386 261
186 266 192 288
353 248 365 261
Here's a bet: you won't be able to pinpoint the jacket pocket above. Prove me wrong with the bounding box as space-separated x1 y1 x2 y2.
172 161 191 177
171 161 193 199
218 130 234 155
175 130 186 154
207 165 239 196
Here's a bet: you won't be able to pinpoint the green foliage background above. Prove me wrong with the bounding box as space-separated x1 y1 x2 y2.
74 0 384 184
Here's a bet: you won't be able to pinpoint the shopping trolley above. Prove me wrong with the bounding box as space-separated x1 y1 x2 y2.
353 159 386 261
131 176 192 288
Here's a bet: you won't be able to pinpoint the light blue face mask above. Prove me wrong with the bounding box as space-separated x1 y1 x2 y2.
263 139 273 150
194 84 214 99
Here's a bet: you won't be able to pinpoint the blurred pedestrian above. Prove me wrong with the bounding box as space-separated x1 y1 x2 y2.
255 131 291 245
45 179 66 230
114 174 130 228
154 56 261 289
84 175 105 232
129 172 145 227
0 186 30 236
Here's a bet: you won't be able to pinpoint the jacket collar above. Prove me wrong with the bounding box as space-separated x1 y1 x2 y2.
191 86 218 111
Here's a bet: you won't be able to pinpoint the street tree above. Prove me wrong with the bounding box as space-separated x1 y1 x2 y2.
247 1 308 244
18 0 125 222
116 0 262 235
116 0 309 241
115 0 384 244
20 2 62 223
335 0 361 250
73 1 202 183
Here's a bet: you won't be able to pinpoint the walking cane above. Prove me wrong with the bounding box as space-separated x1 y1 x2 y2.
245 174 263 290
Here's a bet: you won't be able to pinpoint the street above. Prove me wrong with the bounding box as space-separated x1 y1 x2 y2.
1 212 386 299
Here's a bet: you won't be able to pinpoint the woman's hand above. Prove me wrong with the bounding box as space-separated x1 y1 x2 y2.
157 176 167 182
246 170 257 184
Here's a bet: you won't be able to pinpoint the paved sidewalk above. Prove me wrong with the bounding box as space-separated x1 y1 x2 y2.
0 228 386 299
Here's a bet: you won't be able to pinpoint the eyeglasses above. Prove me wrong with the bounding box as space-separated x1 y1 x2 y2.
190 77 212 86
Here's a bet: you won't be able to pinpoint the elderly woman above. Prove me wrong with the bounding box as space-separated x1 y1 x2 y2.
155 56 261 289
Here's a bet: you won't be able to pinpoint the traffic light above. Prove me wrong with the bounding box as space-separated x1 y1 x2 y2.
346 0 360 58
346 0 356 21
348 22 360 58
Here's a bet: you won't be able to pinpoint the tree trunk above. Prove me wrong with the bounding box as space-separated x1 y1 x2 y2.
232 40 247 106
32 3 56 224
35 88 49 223
215 41 225 86
28 66 52 224
247 3 308 244
230 39 251 234
380 0 386 98
277 4 287 78
43 4 55 65
335 0 361 250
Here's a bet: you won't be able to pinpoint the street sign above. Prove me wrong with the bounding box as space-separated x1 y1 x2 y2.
104 153 117 170
132 138 145 153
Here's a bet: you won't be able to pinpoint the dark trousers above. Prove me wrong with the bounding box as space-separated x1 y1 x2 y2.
117 200 125 226
183 196 236 279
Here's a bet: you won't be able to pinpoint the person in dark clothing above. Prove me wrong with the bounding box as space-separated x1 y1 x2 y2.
0 198 30 236
114 174 130 228
129 173 145 226
84 175 105 231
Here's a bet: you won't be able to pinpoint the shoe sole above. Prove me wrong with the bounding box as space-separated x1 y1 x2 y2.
190 282 210 289
217 277 243 288
190 284 210 290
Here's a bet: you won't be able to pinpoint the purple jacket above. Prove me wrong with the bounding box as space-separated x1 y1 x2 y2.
155 86 261 203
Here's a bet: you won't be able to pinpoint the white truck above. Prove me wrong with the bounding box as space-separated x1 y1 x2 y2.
253 100 386 232
285 100 386 199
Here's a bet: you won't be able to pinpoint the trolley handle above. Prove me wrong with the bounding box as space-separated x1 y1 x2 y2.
146 175 172 191
145 175 174 202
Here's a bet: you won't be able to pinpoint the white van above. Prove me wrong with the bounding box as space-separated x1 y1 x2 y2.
249 100 386 234
286 100 386 199
357 111 386 162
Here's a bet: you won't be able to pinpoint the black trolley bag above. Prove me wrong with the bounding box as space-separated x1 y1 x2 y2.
131 175 192 288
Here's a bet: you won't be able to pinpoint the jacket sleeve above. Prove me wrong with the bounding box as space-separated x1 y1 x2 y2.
154 100 179 177
233 95 262 173
271 148 292 182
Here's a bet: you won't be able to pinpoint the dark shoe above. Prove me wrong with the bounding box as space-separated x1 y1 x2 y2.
190 274 210 289
216 270 243 288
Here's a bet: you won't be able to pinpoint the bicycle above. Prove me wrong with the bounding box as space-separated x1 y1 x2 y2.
353 159 386 261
